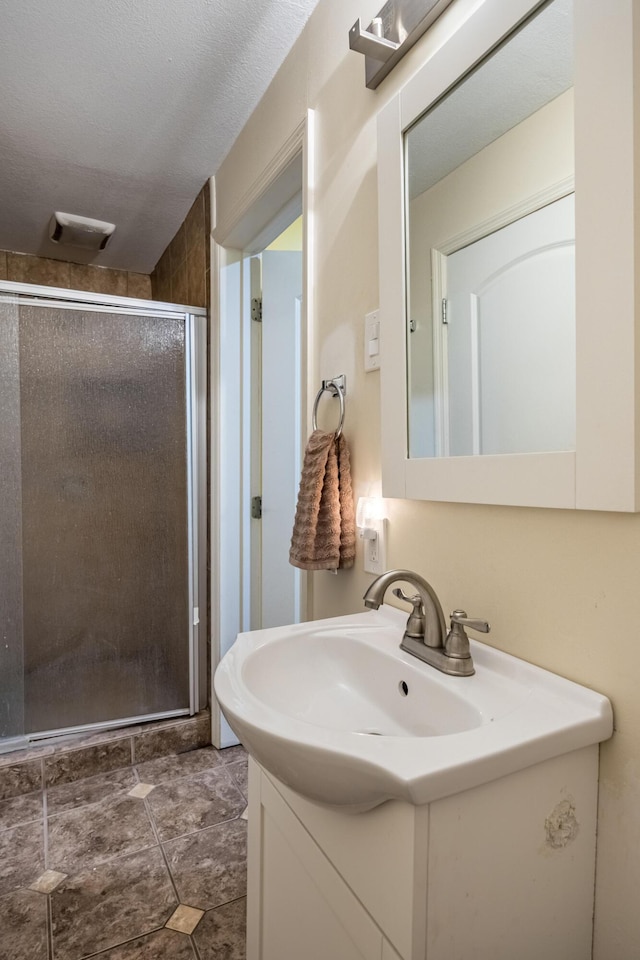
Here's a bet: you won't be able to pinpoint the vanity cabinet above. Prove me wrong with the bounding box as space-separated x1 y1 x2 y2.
246 760 404 960
247 747 600 960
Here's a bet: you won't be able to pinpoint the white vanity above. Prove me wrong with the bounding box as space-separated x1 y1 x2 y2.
214 606 613 959
247 751 599 960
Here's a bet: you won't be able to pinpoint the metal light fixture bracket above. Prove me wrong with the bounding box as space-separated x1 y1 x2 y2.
349 0 457 89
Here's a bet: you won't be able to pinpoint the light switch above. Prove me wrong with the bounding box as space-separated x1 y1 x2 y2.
364 309 381 371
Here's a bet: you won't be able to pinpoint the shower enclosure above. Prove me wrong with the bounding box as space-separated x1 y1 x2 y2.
0 281 207 752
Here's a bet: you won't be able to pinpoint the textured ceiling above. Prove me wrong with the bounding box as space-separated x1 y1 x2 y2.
0 0 322 273
407 0 573 201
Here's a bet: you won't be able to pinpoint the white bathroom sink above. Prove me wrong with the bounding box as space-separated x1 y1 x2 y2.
214 607 613 809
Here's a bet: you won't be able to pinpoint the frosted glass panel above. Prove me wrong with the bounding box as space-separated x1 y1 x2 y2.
18 306 189 732
0 301 25 739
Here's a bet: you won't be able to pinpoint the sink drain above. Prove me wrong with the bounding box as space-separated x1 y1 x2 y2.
399 680 409 696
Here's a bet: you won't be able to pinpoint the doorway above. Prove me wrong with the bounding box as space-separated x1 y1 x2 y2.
247 218 304 630
211 131 312 747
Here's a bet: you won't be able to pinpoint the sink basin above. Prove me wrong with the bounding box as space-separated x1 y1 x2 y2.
243 628 488 737
214 607 613 809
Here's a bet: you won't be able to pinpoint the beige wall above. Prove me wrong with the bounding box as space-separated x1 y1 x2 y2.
151 184 210 308
214 0 639 953
0 249 151 298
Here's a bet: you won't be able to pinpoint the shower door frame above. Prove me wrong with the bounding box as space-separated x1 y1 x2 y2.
0 280 208 747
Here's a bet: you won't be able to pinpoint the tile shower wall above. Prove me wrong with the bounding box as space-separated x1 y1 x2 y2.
151 181 212 688
0 250 151 298
150 184 210 308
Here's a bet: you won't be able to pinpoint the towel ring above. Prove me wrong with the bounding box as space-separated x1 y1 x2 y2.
312 375 346 438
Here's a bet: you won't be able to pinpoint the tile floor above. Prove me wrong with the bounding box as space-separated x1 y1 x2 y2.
0 745 248 959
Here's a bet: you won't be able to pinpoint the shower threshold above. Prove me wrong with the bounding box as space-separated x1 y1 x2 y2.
0 709 211 796
27 708 192 745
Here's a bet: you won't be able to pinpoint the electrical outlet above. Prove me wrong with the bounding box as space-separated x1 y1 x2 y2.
363 518 386 574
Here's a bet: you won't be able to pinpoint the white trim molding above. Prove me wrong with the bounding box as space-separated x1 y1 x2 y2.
210 112 315 748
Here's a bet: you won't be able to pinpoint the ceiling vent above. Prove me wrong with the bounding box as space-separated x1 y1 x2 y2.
49 212 116 251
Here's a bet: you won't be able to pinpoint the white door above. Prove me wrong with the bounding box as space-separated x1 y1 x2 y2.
444 193 575 456
258 250 303 629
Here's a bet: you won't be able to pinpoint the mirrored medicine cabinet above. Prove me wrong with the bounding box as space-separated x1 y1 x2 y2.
378 0 640 511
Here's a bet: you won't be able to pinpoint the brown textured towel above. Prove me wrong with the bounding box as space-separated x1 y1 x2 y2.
289 429 355 571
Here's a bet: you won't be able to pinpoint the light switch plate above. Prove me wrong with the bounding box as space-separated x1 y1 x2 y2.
364 309 380 372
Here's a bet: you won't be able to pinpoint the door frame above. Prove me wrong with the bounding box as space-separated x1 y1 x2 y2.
209 112 315 747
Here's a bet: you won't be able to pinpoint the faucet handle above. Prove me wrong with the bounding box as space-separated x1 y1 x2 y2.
446 609 488 661
450 610 490 634
393 588 426 640
393 587 423 611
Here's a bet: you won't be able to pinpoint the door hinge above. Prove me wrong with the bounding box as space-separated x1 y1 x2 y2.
441 298 448 324
251 297 262 323
251 496 262 519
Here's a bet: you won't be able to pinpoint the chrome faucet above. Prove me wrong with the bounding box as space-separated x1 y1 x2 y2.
363 569 490 677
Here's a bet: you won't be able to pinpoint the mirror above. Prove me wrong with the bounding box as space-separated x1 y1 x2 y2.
404 0 574 458
378 0 640 510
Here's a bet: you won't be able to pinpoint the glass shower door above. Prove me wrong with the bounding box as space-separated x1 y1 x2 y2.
0 299 25 747
0 292 205 741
